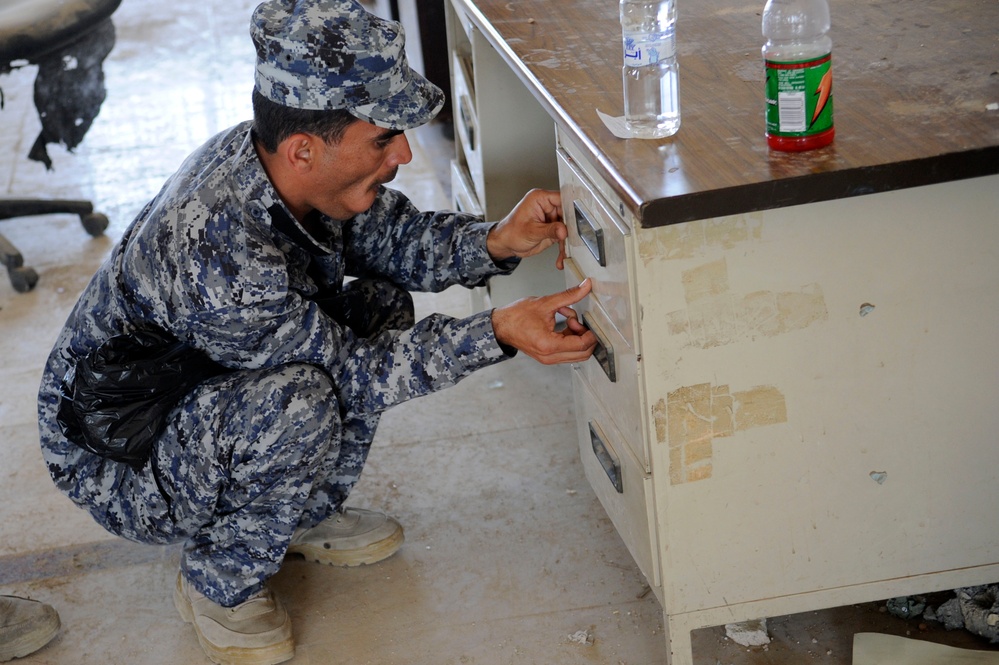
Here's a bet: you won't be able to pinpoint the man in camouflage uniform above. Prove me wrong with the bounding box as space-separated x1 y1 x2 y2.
36 0 595 663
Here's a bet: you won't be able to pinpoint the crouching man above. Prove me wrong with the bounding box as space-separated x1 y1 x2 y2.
36 0 595 663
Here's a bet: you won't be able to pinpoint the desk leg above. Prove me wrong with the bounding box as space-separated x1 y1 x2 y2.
662 611 696 665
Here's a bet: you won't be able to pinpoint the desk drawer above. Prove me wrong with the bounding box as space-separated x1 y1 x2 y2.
450 159 482 216
566 257 647 470
557 149 636 350
573 370 660 588
452 51 483 201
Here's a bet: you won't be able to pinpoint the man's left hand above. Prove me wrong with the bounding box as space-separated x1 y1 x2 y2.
486 189 567 270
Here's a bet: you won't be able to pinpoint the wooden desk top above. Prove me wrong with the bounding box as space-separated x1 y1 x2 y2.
455 0 999 228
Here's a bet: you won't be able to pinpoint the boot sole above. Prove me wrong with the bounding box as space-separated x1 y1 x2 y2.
286 527 404 567
173 578 294 665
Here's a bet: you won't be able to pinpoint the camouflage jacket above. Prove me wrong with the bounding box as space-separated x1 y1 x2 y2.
38 120 516 470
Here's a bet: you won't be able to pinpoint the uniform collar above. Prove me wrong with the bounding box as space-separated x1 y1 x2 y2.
231 122 339 257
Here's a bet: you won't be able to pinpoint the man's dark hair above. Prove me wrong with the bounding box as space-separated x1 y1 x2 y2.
251 89 359 153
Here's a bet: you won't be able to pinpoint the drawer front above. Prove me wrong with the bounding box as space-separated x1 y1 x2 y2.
573 370 660 588
557 149 636 350
450 159 483 216
452 0 475 43
451 51 483 201
566 258 647 470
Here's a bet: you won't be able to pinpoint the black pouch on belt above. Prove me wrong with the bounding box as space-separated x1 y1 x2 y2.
56 327 226 470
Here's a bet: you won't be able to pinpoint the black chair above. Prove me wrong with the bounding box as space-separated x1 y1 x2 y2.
0 0 121 292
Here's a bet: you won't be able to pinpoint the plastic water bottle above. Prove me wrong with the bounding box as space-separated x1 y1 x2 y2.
762 0 835 151
620 0 680 139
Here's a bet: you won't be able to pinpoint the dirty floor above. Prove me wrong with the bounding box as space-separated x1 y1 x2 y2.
1 0 997 663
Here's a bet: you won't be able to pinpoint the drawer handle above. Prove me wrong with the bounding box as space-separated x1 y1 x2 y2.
582 312 617 383
589 422 623 493
459 94 476 151
574 201 606 267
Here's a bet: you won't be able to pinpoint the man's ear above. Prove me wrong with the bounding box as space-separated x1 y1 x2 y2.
283 133 316 173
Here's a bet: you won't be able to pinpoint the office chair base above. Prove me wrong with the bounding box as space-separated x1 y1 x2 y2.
0 202 108 292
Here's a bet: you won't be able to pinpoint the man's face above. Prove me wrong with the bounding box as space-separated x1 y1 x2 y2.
309 119 413 221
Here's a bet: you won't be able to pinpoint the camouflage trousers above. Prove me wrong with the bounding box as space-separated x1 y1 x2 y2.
83 279 414 607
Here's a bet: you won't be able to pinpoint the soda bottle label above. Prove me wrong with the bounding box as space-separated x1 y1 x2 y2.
764 54 833 136
624 31 676 67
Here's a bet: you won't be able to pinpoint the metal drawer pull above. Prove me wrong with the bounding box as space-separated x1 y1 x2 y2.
574 201 606 267
589 422 623 493
582 312 616 383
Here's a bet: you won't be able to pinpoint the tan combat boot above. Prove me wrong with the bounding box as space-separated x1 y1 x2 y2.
173 574 294 665
287 507 404 566
0 596 60 662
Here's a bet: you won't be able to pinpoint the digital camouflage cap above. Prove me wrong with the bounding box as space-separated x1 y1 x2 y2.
250 0 444 130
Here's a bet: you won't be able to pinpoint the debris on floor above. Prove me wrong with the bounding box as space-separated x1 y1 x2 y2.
893 585 999 643
929 596 966 631
568 629 594 646
724 618 771 647
886 595 926 620
951 586 999 643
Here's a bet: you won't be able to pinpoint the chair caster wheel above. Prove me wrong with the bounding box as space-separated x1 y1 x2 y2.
9 266 39 292
81 212 109 237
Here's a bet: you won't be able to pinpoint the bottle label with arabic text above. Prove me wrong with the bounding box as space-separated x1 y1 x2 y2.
624 30 677 67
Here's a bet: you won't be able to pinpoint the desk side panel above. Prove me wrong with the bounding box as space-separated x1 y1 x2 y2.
636 175 999 613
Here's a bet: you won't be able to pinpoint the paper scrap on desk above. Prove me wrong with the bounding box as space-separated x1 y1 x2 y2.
597 109 636 139
853 633 999 664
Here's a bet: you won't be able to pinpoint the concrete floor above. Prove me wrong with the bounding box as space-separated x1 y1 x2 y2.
1 1 997 663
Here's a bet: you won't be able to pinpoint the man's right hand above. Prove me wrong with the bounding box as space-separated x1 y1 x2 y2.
491 279 597 365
